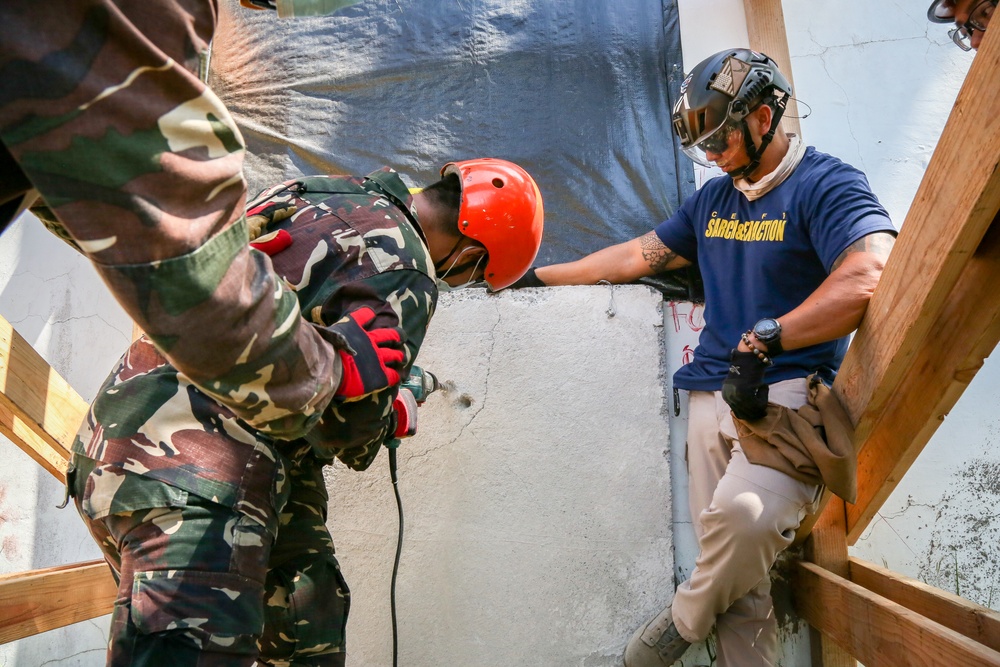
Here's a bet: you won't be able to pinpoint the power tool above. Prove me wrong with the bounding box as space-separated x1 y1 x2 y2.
390 365 440 440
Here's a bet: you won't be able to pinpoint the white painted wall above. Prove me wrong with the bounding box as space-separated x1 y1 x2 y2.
0 2 991 666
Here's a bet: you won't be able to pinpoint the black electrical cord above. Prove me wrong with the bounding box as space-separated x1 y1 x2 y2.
388 446 404 667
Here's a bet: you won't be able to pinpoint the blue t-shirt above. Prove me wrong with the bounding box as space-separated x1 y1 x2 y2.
656 146 896 391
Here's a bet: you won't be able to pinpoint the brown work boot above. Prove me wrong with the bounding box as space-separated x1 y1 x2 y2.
623 603 690 667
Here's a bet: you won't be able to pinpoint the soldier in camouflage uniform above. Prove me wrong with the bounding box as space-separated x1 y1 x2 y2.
1 0 384 443
68 158 545 666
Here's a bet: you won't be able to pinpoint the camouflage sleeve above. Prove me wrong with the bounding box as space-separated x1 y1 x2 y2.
303 268 438 471
0 1 342 439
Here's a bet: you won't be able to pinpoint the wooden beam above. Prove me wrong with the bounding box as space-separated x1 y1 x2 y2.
0 314 89 481
846 212 1000 541
794 561 1000 667
0 400 69 479
0 560 116 645
742 0 802 138
833 25 1000 439
805 497 855 667
849 557 1000 654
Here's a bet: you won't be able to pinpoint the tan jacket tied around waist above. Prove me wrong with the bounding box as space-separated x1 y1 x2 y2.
733 374 858 503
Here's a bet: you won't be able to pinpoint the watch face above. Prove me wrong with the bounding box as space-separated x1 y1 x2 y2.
754 318 780 341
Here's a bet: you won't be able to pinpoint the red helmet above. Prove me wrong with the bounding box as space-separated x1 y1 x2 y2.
441 158 544 290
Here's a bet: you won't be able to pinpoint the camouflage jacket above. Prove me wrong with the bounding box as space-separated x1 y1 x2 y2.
2 1 349 441
73 168 439 517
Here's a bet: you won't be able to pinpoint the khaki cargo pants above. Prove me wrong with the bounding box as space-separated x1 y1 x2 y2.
672 378 822 667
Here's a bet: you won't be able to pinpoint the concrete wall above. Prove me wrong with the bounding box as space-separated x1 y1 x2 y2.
0 1 994 666
327 286 672 666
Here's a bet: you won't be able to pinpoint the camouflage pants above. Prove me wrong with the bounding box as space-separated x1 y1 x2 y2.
71 455 349 666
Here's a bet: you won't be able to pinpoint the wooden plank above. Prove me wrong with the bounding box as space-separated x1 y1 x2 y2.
742 0 802 138
833 26 1000 440
0 401 68 479
0 560 116 644
846 212 1000 541
0 314 89 480
804 496 856 667
849 557 1000 654
794 561 1000 667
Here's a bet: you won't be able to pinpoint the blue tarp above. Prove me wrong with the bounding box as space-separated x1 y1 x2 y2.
211 0 692 266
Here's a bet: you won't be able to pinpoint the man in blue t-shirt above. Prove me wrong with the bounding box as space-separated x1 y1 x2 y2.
512 49 896 667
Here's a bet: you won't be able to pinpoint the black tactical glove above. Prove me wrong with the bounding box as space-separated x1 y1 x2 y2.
635 266 705 303
506 267 546 289
721 350 770 421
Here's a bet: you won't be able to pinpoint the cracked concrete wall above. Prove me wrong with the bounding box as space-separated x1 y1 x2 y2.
324 286 673 666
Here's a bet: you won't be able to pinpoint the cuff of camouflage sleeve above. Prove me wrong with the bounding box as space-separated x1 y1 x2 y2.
95 216 249 326
93 216 336 441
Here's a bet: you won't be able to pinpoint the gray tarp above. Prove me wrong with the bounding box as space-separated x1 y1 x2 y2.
210 0 692 267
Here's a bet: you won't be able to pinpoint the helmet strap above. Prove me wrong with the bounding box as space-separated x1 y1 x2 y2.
433 235 465 274
727 91 789 180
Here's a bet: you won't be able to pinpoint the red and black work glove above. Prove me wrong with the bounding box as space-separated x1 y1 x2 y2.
329 307 405 400
239 0 276 10
721 350 770 421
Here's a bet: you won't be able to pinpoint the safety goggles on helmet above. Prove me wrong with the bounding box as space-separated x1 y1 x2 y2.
681 122 743 168
440 158 544 291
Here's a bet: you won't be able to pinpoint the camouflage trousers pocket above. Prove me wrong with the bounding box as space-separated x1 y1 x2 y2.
128 569 265 655
259 552 350 665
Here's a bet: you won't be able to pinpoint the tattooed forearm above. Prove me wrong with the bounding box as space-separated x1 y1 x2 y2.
832 231 895 271
640 231 680 272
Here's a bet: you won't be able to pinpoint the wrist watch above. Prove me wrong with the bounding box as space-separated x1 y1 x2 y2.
752 317 784 357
